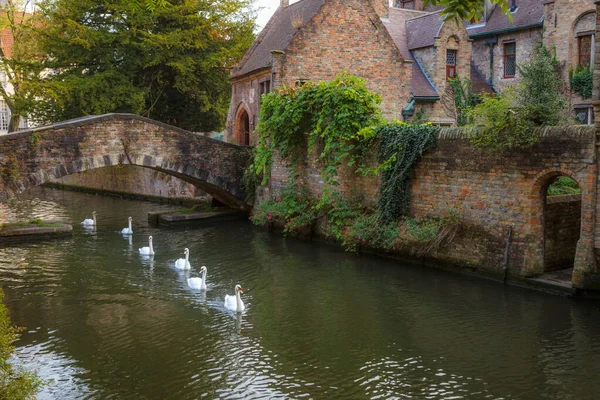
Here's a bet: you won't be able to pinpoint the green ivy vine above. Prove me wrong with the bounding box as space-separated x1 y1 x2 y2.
569 66 593 99
374 123 438 221
253 73 382 186
249 73 451 255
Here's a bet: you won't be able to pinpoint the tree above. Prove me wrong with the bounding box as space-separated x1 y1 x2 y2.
32 0 255 132
0 0 45 132
425 0 510 22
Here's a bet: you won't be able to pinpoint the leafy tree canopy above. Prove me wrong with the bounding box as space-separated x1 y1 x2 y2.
425 0 511 22
32 0 256 131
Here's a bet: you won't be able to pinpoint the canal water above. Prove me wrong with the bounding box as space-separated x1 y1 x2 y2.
2 187 600 399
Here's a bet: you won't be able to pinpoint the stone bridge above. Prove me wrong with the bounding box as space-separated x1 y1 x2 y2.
0 114 250 209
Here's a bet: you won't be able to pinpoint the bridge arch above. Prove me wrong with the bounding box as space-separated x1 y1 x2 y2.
0 114 250 209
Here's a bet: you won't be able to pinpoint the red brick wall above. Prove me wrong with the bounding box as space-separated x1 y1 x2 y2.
262 125 598 282
278 0 411 120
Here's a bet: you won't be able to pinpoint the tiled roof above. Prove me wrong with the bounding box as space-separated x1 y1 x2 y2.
406 11 445 50
384 8 438 98
467 0 544 37
230 0 325 78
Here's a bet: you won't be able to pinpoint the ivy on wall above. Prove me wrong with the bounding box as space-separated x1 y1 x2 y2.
253 73 383 185
375 123 438 221
569 66 593 99
248 73 451 255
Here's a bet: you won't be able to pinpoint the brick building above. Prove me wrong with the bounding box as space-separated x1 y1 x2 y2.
226 0 477 143
469 0 596 124
226 0 597 142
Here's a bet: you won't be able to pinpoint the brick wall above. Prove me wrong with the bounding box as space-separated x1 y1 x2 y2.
543 0 596 107
262 126 599 283
278 0 412 120
0 114 249 208
544 195 582 272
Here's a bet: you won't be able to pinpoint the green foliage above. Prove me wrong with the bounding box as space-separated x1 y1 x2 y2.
250 184 319 235
1 155 20 184
342 212 400 252
253 73 383 185
0 289 42 399
449 77 474 126
547 176 582 196
241 149 259 203
411 108 428 125
569 66 593 99
424 0 511 23
28 132 41 152
470 45 569 151
374 123 438 221
31 0 256 131
516 45 567 126
469 90 537 151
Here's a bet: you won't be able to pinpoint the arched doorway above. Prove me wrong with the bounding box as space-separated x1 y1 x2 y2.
543 175 582 274
235 107 250 146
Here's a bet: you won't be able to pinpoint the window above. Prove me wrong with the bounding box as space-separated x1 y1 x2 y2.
503 42 516 78
395 0 414 9
259 80 271 97
575 106 594 125
446 50 457 80
579 35 592 69
0 99 8 131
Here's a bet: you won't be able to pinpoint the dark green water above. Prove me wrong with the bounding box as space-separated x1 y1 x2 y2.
2 188 600 399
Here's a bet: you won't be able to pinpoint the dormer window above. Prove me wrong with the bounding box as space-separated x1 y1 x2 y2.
578 34 592 69
396 0 415 9
446 50 457 80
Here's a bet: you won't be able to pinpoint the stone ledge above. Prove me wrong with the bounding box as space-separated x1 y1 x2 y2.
438 125 596 140
154 210 248 226
0 224 73 242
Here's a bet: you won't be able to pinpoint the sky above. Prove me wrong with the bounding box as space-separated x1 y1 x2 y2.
254 0 300 31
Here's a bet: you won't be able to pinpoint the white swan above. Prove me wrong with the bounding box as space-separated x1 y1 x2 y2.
174 248 191 270
81 211 97 226
187 266 207 290
224 284 245 312
139 236 155 256
121 216 133 235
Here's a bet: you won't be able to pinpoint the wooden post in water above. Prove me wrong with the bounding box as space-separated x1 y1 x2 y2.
503 226 513 284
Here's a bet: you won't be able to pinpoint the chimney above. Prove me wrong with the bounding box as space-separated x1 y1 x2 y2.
281 0 289 7
370 0 389 20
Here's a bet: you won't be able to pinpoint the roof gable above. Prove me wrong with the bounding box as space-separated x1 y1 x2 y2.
383 8 438 98
406 11 445 50
231 0 325 78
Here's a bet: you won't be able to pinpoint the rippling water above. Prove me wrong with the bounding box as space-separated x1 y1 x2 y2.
2 187 600 399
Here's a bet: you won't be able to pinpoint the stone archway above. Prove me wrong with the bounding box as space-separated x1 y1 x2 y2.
0 113 251 209
235 107 251 146
542 175 582 273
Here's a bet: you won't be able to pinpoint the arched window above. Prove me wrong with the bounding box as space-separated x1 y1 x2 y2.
573 11 595 70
